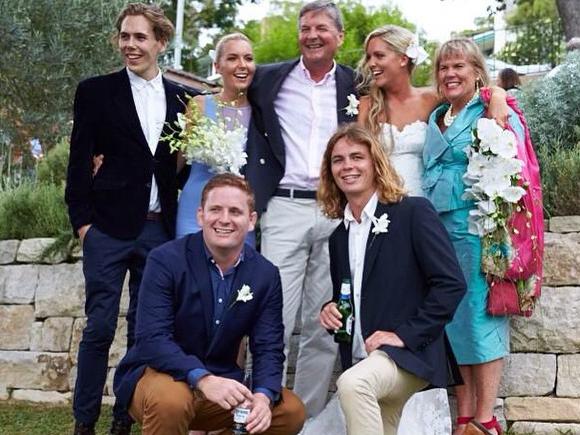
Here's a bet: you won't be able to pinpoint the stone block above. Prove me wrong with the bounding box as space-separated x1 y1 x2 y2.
0 384 8 400
109 318 128 367
69 316 127 366
558 354 580 397
35 263 85 317
102 396 115 406
505 397 580 421
0 305 34 350
550 216 580 233
0 351 71 391
69 318 86 365
510 422 580 435
11 389 71 404
29 321 43 351
17 238 66 264
41 317 74 352
511 287 580 353
0 264 39 304
106 367 115 396
0 240 19 264
69 365 77 392
449 396 505 430
498 353 556 397
543 233 580 286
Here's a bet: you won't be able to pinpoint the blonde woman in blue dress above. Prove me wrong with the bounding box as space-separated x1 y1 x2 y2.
176 33 255 244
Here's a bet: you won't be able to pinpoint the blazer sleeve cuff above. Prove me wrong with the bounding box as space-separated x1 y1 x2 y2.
186 368 211 389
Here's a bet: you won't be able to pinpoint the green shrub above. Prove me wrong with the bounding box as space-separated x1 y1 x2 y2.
36 137 69 186
520 50 580 149
538 143 580 217
0 182 70 240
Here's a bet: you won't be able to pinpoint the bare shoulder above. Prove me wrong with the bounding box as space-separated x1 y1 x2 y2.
416 87 440 110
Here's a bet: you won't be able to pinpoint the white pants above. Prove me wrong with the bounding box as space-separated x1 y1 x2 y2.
337 350 428 435
260 196 339 417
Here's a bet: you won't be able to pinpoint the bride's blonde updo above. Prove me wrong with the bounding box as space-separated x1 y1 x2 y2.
357 25 417 146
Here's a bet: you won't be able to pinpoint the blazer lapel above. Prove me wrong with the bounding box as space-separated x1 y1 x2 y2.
264 60 299 167
361 202 390 290
187 234 214 341
112 69 149 151
336 222 352 283
335 65 356 124
156 77 181 157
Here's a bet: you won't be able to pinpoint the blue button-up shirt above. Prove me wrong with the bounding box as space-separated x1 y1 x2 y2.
187 244 276 403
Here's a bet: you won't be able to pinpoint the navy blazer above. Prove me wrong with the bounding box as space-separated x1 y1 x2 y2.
65 69 190 239
245 59 356 213
114 232 285 409
328 197 466 387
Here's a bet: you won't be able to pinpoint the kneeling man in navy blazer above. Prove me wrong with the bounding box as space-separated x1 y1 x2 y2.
114 174 305 435
318 125 467 435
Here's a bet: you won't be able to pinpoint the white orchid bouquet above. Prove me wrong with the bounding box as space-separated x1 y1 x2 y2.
165 98 248 175
462 118 527 278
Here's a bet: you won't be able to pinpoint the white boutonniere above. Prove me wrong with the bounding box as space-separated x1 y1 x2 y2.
344 94 359 116
235 284 253 304
371 213 390 235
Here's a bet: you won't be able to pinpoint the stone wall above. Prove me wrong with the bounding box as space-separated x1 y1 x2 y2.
1 217 580 434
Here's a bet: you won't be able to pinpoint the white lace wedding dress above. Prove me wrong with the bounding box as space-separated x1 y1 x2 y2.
299 121 452 435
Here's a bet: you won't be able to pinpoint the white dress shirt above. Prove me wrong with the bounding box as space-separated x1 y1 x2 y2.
274 57 338 190
343 192 378 360
127 68 166 212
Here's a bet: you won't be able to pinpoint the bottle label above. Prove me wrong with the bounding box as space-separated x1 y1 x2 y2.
345 314 353 335
233 406 250 424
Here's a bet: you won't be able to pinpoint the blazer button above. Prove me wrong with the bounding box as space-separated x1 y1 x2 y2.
259 158 265 165
264 132 268 137
145 182 152 188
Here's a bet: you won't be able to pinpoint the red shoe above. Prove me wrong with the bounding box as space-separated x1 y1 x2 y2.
469 416 503 435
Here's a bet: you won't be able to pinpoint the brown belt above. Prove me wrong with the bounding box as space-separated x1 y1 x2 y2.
146 212 162 221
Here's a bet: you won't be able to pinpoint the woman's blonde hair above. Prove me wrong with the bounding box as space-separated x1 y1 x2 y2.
318 124 405 219
356 25 416 145
433 38 490 98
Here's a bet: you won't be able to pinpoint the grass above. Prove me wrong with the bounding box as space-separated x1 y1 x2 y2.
0 402 141 435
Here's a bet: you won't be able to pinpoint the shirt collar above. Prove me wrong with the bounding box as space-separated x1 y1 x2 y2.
298 56 337 84
127 67 164 92
203 242 245 271
343 192 379 229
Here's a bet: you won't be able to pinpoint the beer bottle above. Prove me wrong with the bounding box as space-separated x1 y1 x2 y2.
232 367 252 435
334 279 353 344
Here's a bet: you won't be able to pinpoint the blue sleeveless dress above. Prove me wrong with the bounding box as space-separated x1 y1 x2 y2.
423 97 524 365
175 95 254 246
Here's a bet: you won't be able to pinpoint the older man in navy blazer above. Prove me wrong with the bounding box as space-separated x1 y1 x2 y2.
114 174 305 435
318 125 466 435
245 0 356 416
64 4 191 434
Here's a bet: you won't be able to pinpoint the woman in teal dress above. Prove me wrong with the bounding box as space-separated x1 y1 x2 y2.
176 33 255 242
423 39 525 435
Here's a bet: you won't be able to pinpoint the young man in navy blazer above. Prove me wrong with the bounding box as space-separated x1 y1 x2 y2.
64 3 189 433
318 124 466 435
114 174 305 435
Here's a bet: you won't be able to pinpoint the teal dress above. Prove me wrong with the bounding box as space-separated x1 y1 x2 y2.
422 97 524 364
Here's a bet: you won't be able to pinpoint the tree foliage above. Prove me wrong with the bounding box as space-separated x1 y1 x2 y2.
0 0 126 154
241 0 435 86
494 0 563 66
160 0 256 73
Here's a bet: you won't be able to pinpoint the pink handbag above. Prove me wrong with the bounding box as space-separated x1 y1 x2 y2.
480 90 544 317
